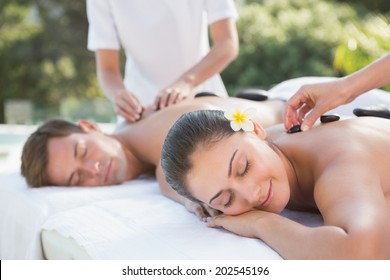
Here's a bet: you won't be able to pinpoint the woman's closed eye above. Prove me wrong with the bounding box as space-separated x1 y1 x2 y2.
241 160 251 176
224 190 235 208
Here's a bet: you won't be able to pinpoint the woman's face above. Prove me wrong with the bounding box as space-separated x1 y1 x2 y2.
186 126 290 215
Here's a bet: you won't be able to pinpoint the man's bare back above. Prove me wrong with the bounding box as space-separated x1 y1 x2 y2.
116 96 284 166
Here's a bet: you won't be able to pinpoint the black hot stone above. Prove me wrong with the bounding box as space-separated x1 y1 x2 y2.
320 114 340 123
288 124 301 134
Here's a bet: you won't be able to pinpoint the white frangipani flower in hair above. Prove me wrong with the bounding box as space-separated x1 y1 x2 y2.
224 107 256 132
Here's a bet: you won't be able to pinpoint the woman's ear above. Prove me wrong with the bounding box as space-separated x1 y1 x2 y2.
78 119 102 133
253 121 267 140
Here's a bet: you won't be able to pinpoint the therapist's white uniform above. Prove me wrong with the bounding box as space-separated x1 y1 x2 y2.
87 0 238 106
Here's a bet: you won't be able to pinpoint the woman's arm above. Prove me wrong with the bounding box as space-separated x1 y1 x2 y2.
208 210 351 259
96 49 144 122
154 18 239 109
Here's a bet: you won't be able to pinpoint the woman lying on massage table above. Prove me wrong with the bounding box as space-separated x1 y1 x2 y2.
161 109 390 259
20 94 284 219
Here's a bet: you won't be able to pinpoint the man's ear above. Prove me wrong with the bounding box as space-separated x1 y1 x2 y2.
78 119 102 133
252 121 267 140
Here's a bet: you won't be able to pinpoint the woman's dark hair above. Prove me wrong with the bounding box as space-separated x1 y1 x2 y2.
161 110 236 201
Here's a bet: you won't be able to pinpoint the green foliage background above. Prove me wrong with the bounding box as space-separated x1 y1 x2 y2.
0 0 389 123
0 0 104 123
223 0 390 94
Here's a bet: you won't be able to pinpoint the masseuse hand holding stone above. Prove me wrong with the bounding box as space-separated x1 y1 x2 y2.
284 54 390 131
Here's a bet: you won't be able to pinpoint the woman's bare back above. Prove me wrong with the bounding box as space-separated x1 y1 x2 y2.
270 116 390 210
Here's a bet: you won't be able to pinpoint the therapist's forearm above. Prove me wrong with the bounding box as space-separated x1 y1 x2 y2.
177 18 239 90
179 38 238 89
97 68 126 102
343 53 390 100
95 50 127 102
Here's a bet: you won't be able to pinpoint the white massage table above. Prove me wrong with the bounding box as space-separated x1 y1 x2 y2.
1 77 389 260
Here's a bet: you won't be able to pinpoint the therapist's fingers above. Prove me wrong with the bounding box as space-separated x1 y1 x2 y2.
116 107 135 123
285 85 324 130
297 103 313 125
160 89 182 108
153 96 161 111
116 105 141 123
284 106 298 130
169 91 187 107
159 92 170 109
300 104 327 131
116 90 142 112
284 102 302 130
115 91 143 122
115 100 138 123
166 91 180 107
284 89 310 129
153 90 170 110
124 92 143 114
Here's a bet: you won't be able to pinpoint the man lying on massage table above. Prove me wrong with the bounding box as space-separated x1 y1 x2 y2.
20 94 284 220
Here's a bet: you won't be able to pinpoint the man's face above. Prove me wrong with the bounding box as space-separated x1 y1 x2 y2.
46 130 129 187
